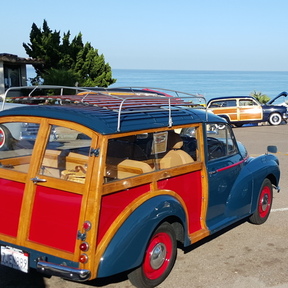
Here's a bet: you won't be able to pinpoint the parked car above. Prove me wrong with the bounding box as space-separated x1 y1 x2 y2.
207 95 288 127
0 88 280 288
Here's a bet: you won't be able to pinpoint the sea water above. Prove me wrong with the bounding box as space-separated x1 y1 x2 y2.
27 66 288 101
110 69 288 101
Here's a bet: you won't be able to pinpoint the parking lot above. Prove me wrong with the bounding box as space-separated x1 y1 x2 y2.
1 123 288 288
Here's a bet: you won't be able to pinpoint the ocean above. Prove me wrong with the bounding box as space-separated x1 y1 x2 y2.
27 67 288 101
110 70 288 101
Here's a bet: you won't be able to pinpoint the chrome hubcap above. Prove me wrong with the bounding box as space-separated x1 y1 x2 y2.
150 243 166 269
261 194 269 211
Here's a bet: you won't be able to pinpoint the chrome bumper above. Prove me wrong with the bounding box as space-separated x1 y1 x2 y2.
37 261 91 281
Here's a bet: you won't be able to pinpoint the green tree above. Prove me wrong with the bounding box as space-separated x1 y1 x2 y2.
23 20 116 87
250 90 270 104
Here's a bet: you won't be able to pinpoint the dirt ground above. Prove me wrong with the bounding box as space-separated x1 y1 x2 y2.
1 123 288 288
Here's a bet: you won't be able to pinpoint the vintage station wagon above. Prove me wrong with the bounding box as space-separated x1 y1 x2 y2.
207 95 288 127
0 87 281 288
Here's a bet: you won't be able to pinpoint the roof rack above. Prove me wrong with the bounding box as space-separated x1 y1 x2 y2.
1 85 207 132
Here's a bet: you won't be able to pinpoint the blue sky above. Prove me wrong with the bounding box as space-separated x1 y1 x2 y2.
1 0 288 71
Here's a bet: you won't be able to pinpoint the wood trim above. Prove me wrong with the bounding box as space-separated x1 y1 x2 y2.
17 119 51 246
0 169 27 182
197 124 209 232
78 135 105 272
189 229 210 243
102 162 203 195
35 177 85 194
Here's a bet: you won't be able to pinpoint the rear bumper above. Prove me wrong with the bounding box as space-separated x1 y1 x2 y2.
37 261 91 281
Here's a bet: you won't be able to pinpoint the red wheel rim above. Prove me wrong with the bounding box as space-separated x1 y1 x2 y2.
0 128 5 148
143 232 173 280
258 185 272 218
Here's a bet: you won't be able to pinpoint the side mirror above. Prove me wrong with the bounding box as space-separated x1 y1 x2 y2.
267 145 277 154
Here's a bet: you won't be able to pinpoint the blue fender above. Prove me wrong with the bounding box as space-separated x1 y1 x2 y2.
96 195 187 278
225 154 280 218
245 154 280 213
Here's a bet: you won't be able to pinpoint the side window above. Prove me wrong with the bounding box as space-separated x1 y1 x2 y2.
105 127 199 182
39 125 92 183
226 100 237 107
209 100 236 108
0 122 40 173
239 99 257 106
206 124 238 160
209 101 225 108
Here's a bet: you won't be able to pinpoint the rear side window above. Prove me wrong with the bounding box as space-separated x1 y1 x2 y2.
239 99 258 106
39 125 92 183
105 126 200 182
209 100 236 108
0 122 40 173
206 124 238 160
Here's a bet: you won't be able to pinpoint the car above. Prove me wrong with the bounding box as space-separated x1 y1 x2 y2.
0 87 280 288
207 95 288 127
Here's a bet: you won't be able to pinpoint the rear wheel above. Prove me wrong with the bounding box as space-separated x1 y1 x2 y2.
249 178 273 225
268 113 282 125
128 222 177 288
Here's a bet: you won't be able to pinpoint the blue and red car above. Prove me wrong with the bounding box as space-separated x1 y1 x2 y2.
0 87 280 287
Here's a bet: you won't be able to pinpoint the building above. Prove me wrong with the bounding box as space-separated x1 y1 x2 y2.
0 53 43 95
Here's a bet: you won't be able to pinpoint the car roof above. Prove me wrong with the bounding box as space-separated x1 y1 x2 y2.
0 104 225 135
207 96 255 103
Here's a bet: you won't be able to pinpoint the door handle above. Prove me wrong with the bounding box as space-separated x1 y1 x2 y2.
31 177 47 184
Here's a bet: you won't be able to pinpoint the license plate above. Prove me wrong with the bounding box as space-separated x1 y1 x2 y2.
1 246 29 273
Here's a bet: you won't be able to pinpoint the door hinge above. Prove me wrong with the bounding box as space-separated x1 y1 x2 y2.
90 148 100 157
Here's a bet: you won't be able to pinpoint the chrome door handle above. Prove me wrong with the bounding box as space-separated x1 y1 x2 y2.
31 177 47 184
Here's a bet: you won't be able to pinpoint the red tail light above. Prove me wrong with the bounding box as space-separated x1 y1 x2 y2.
79 254 88 264
80 242 89 252
83 221 91 231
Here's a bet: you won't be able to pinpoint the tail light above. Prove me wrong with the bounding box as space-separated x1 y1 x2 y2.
77 221 92 264
83 221 91 231
80 242 89 252
79 254 88 264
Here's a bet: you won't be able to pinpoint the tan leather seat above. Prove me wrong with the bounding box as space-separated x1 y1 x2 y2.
117 159 153 179
160 132 194 169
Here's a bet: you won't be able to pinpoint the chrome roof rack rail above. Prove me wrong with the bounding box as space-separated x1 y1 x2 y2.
1 85 207 131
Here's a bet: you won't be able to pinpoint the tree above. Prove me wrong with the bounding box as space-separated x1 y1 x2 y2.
23 20 116 87
250 90 270 104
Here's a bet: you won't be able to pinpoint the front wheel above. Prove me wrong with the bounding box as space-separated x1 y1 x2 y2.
128 222 177 288
249 178 273 225
268 113 282 125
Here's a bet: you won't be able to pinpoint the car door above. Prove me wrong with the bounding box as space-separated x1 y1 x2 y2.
208 100 238 122
0 117 97 256
205 123 250 232
238 99 262 121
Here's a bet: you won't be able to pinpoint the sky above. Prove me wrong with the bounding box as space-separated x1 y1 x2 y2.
1 0 288 71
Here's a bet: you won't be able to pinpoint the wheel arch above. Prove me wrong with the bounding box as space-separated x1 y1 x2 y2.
217 114 231 123
248 156 280 214
96 195 187 278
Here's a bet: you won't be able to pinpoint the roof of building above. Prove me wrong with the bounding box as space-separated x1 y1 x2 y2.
0 53 43 64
